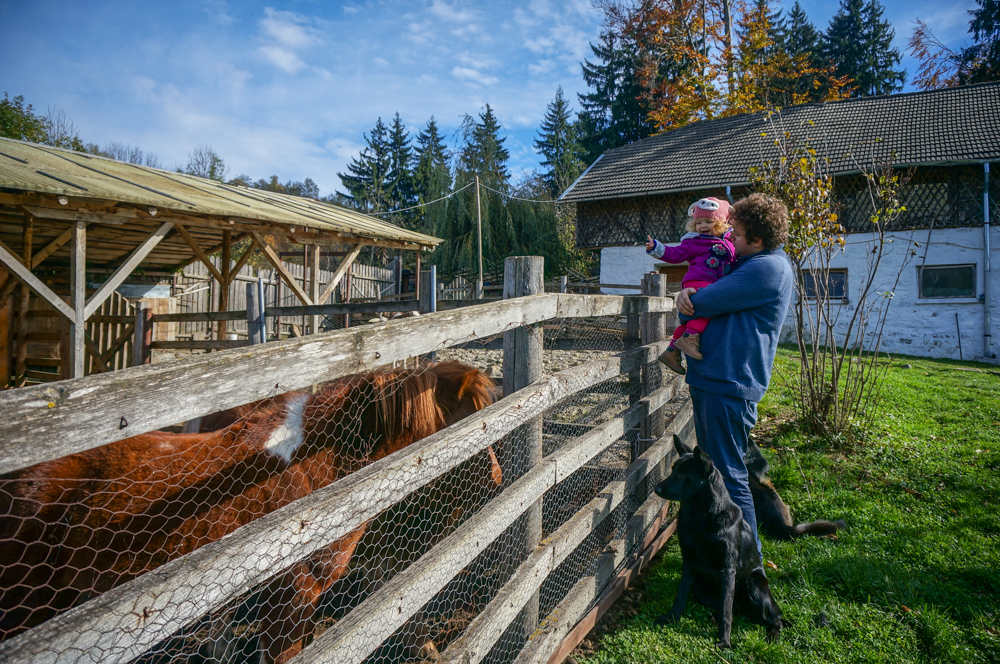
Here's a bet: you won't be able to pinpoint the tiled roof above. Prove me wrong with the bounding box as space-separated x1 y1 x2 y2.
561 82 1000 203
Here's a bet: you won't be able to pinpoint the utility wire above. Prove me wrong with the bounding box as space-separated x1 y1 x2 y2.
368 180 474 215
478 182 559 203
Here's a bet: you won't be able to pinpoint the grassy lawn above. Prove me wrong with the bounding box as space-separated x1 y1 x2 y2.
574 348 1000 664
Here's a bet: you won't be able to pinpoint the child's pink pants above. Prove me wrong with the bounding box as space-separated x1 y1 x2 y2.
671 279 713 341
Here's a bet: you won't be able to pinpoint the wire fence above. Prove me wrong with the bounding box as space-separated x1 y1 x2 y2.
0 284 686 664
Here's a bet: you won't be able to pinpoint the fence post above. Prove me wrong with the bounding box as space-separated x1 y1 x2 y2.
131 301 152 366
419 266 437 314
502 255 544 640
640 273 669 456
246 279 266 345
560 275 568 294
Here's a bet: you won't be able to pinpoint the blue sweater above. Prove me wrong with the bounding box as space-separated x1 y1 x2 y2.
684 247 794 402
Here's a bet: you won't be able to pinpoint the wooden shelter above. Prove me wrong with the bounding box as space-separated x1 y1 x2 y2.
0 137 441 386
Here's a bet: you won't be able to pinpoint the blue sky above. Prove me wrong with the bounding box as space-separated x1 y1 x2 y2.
0 0 979 198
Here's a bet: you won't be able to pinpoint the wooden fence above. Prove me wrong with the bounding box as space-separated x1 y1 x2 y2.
0 259 685 664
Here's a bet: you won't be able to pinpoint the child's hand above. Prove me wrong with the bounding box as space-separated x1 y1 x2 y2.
645 235 655 251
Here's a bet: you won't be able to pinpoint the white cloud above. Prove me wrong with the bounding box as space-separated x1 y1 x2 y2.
259 8 321 49
451 67 499 86
528 59 554 76
374 57 390 67
258 46 307 74
429 0 476 23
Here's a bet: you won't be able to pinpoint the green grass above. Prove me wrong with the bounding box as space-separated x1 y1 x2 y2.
579 348 1000 664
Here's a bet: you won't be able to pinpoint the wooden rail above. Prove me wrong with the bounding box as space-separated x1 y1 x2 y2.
148 300 419 323
0 293 673 474
0 338 673 664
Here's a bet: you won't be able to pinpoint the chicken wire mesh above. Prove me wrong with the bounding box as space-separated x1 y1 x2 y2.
0 311 683 664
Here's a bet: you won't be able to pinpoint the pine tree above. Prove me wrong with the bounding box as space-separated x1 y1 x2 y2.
386 112 416 216
961 0 1000 83
337 117 392 212
413 117 452 234
459 104 510 188
533 86 584 198
822 0 905 96
578 29 654 164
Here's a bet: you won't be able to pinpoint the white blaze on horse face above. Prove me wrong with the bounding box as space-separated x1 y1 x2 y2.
264 393 310 463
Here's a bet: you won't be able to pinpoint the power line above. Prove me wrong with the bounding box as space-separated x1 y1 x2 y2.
368 180 474 215
478 182 558 203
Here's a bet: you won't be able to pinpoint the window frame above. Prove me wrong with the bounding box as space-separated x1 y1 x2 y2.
800 268 849 301
916 264 977 300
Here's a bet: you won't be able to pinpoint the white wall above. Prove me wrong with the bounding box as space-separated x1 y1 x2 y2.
600 225 1000 364
599 246 664 294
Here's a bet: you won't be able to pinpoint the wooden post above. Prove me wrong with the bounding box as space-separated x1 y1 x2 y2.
560 275 568 294
309 245 320 334
0 266 10 388
218 230 231 341
625 283 643 423
13 215 33 387
640 273 668 456
414 248 421 300
246 279 266 345
69 222 86 378
475 175 484 299
275 272 283 340
501 255 544 640
132 302 152 366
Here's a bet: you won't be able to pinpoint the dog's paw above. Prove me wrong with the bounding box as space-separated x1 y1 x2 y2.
715 639 732 649
654 612 680 627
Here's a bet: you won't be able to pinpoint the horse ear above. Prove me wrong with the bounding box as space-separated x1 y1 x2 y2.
673 434 694 455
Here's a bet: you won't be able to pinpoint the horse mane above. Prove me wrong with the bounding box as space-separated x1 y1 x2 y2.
305 368 444 464
429 361 496 418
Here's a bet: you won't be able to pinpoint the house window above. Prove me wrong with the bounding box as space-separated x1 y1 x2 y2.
801 269 848 300
918 265 976 298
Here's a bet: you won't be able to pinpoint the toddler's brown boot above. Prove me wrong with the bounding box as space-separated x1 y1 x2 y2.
658 346 686 375
674 333 703 360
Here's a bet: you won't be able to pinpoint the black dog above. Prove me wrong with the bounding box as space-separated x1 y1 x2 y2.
745 440 846 539
653 435 783 648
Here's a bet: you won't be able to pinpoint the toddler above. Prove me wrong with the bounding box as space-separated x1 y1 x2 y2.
645 197 736 374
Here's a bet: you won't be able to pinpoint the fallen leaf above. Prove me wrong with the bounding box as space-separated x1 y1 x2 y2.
766 560 778 570
900 605 912 613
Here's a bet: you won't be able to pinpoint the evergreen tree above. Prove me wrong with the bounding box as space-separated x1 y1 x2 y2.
458 104 510 188
961 0 1000 83
386 112 416 217
822 0 905 96
413 117 452 234
776 2 835 102
337 117 392 212
578 29 655 164
533 86 584 198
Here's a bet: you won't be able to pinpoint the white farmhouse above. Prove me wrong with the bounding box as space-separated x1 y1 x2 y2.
560 83 1000 364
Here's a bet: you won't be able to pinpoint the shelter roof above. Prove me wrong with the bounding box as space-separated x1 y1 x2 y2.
561 81 1000 203
0 137 440 262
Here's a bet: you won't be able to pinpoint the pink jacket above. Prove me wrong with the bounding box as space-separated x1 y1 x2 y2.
646 234 736 285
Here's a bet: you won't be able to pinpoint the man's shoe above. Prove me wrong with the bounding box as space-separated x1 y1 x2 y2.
674 333 703 360
658 347 686 375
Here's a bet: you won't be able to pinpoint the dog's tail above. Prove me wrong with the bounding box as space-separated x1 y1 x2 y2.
790 519 847 538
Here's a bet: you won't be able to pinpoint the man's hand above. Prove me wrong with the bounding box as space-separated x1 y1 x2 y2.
676 287 697 316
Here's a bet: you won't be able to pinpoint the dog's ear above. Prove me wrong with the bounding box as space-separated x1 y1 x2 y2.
694 446 714 474
673 434 695 455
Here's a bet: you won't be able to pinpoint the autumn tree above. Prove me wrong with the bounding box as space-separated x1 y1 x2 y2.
181 144 228 181
909 0 1000 89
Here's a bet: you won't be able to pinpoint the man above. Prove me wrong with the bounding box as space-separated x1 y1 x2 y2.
669 193 793 560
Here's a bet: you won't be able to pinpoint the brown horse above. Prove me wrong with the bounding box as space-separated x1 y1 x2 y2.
0 362 499 663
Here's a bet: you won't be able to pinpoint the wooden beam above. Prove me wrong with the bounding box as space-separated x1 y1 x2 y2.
85 335 111 374
14 216 34 387
228 234 259 278
175 224 224 283
317 243 362 304
0 341 671 664
0 231 74 320
70 222 86 378
83 222 174 320
31 224 85 267
19 205 136 226
309 244 320 333
0 238 26 267
252 231 313 305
